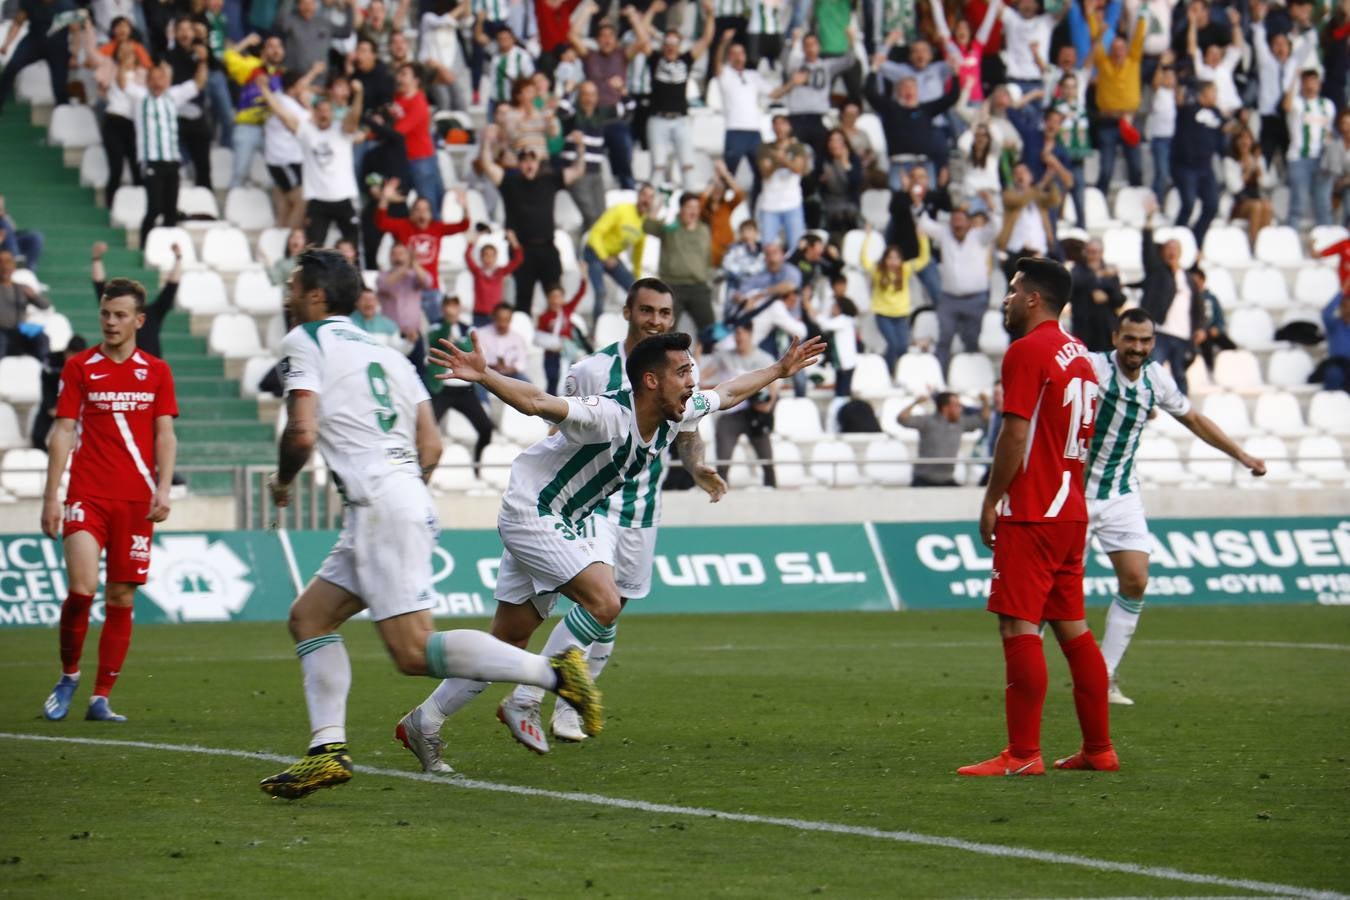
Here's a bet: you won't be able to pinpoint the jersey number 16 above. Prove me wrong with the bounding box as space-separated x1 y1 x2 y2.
1062 376 1098 461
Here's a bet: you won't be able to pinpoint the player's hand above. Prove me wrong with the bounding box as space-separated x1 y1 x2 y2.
92 240 108 260
691 464 728 503
431 330 489 382
1240 453 1267 478
41 497 62 540
268 473 291 508
775 336 827 379
979 501 998 549
147 487 172 523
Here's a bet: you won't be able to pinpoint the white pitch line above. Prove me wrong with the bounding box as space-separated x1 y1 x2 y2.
695 639 1350 653
0 733 1343 900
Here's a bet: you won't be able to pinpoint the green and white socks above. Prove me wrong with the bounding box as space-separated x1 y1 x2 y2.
415 629 563 736
296 634 351 748
1100 593 1144 677
511 605 617 708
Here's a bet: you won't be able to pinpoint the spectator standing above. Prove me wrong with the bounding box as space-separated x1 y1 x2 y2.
644 191 715 333
702 161 745 266
0 0 76 112
1192 267 1235 372
1145 50 1177 202
897 390 991 487
999 0 1055 101
374 180 470 320
997 162 1061 278
558 80 610 229
97 44 147 203
819 128 863 242
535 0 583 70
1284 68 1336 228
223 33 286 187
0 248 51 362
376 241 432 364
956 124 1001 204
864 67 960 190
263 78 365 255
819 287 858 399
425 295 495 466
919 202 999 374
466 230 525 326
1050 74 1090 230
583 183 654 318
727 240 804 347
1139 211 1203 394
1321 291 1350 392
479 129 586 312
572 19 639 189
721 218 765 292
278 0 348 74
351 287 404 349
716 30 767 194
1172 80 1226 246
269 228 307 286
861 224 930 374
1068 239 1125 353
641 0 716 188
32 335 88 450
756 114 810 249
774 32 853 160
484 27 535 113
535 278 587 392
129 55 208 248
1252 2 1314 167
931 0 1001 103
418 3 472 112
475 302 530 381
1089 8 1148 193
263 67 323 230
1324 109 1350 223
745 0 787 71
391 62 444 220
356 0 409 61
1223 129 1276 249
165 17 214 189
712 0 748 49
705 322 778 488
1188 6 1243 117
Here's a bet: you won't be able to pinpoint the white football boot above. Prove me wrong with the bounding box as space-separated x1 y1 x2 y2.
550 698 589 742
1107 675 1135 706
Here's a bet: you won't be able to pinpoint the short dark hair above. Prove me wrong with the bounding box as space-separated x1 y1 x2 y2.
544 282 564 295
835 295 858 317
280 70 303 91
396 62 419 80
934 390 958 410
624 276 674 310
679 192 701 207
626 332 692 390
1014 257 1072 314
493 302 514 316
442 294 459 307
101 277 148 313
294 247 362 316
1117 308 1155 331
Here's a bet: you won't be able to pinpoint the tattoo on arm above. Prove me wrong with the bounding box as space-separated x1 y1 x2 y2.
277 394 313 484
674 429 706 470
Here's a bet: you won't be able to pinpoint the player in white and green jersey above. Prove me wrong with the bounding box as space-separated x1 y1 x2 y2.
1085 309 1265 706
400 285 826 769
502 280 727 746
259 248 603 798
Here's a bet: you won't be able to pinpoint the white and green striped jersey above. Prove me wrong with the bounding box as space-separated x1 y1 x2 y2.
713 0 747 18
1084 351 1190 500
500 380 720 531
1286 96 1335 161
127 80 200 163
747 0 786 35
488 45 535 103
472 0 510 22
564 342 702 530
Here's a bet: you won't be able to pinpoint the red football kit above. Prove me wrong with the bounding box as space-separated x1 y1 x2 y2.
987 320 1099 625
56 346 178 585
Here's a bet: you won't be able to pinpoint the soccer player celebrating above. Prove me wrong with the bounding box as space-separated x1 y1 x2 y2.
395 305 824 774
959 258 1116 777
259 248 603 800
40 278 178 723
1087 309 1265 705
491 278 726 750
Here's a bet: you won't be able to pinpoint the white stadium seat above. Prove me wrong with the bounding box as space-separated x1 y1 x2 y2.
15 60 54 105
0 403 25 449
947 353 995 396
24 308 72 352
499 405 549 446
1203 266 1238 309
79 143 108 188
479 442 520 490
850 354 897 399
1201 225 1253 269
862 440 912 486
1309 224 1349 256
977 309 1009 355
841 229 884 269
257 227 292 267
1199 392 1254 438
1227 308 1276 351
225 187 276 231
1081 187 1114 230
1102 226 1142 272
1210 350 1263 393
47 104 99 149
1266 348 1315 389
590 313 624 348
767 439 812 488
855 113 888 160
438 233 470 274
1295 436 1349 483
1135 435 1186 485
1252 390 1311 437
143 227 196 269
555 230 578 272
208 313 263 358
210 146 234 190
110 186 147 230
1152 225 1198 268
1187 440 1234 484
0 356 42 403
1253 226 1304 267
178 185 220 220
430 444 477 492
201 227 254 272
1308 391 1350 435
1111 187 1153 228
176 270 232 316
1 448 49 498
234 269 284 315
772 397 824 442
1240 266 1290 310
239 354 278 399
895 352 944 394
808 440 862 487
1244 435 1295 484
1293 266 1340 306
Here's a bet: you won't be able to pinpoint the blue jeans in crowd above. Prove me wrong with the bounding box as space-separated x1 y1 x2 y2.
1174 164 1220 246
1064 161 1087 229
583 244 635 320
724 128 762 197
758 205 805 250
1150 136 1172 202
408 155 444 220
1094 117 1142 193
0 31 69 112
205 70 235 149
1287 157 1334 227
1152 332 1193 395
0 220 42 269
936 291 987 374
230 123 263 187
603 120 635 190
875 314 911 376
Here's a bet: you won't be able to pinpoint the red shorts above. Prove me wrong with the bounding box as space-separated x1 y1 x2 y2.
986 519 1088 624
62 496 154 585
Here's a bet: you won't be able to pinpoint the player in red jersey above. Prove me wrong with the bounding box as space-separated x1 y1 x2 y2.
958 257 1119 777
39 277 178 723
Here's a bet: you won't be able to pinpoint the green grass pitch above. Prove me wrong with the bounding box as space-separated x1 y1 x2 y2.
1 605 1348 898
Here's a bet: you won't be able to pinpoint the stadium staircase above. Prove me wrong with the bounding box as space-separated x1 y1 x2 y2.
0 111 273 496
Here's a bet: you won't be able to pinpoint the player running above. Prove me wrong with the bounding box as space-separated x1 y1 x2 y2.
493 278 726 751
259 248 602 800
959 258 1117 777
395 315 825 775
1087 308 1265 706
40 277 178 723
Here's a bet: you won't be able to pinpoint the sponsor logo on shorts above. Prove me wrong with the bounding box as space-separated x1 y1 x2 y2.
130 534 152 562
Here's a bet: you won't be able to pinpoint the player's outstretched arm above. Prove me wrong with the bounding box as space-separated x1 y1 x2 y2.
40 419 76 538
711 336 827 411
1175 410 1266 477
148 415 176 523
978 415 1030 549
429 332 570 422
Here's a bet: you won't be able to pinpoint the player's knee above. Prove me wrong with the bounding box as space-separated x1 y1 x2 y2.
1120 570 1149 598
104 583 136 607
391 642 429 677
589 593 622 628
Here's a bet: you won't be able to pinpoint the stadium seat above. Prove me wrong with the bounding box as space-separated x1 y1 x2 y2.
208 313 263 358
1308 391 1350 435
727 443 762 486
767 439 812 488
437 233 470 274
895 351 944 394
1266 348 1315 390
210 147 234 190
110 186 147 230
224 187 276 231
855 113 888 160
808 440 862 487
691 110 725 156
947 353 995 396
1280 304 1322 328
555 230 578 272
1203 266 1238 310
453 269 476 309
256 228 291 269
1295 435 1349 483
24 308 72 352
47 104 99 150
143 227 196 269
843 268 871 314
499 405 549 446
862 440 912 486
773 397 825 442
430 443 477 492
593 312 626 347
178 186 220 220
1135 435 1186 485
15 60 53 105
1309 224 1349 256
1252 390 1311 437
234 269 284 315
1227 307 1276 351
238 354 278 399
1240 266 1290 310
1186 439 1234 484
604 189 637 209
1210 350 1263 394
1243 435 1295 484
636 233 660 276
1253 226 1304 267
977 309 1009 355
0 355 41 403
479 442 520 490
1102 226 1142 272
0 448 48 498
0 402 25 449
850 353 897 399
1199 392 1254 437
860 190 890 229
1152 225 1198 268
201 228 254 272
1201 225 1253 269
841 229 884 269
176 270 232 316
509 310 535 342
1111 186 1152 227
1082 187 1114 230
79 143 108 188
1293 266 1340 306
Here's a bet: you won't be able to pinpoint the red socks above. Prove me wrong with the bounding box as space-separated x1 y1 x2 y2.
1060 631 1112 754
1003 634 1047 759
59 591 95 675
93 604 134 698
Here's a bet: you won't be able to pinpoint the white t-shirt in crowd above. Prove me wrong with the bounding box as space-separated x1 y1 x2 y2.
1161 268 1193 340
265 93 306 167
719 65 766 132
298 114 359 203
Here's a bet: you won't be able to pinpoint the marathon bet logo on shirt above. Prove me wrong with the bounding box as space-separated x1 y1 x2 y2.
140 535 255 622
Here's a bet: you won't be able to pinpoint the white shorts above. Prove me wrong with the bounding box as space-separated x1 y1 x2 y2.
494 514 615 618
586 515 658 600
316 477 439 621
1086 492 1151 556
